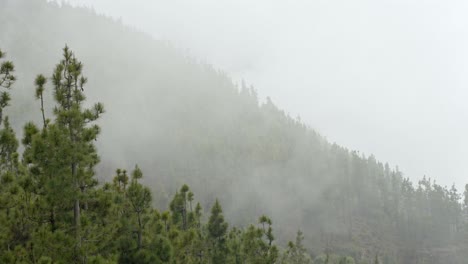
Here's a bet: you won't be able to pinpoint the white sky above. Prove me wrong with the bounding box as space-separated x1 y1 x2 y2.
64 0 468 189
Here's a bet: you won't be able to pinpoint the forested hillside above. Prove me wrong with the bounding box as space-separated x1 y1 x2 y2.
1 0 467 263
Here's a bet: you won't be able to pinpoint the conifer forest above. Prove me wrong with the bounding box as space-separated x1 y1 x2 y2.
0 1 467 263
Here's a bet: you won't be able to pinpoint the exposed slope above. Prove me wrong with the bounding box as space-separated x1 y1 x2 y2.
1 1 467 263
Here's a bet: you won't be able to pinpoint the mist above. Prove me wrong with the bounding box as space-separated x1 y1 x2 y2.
64 0 468 190
1 0 467 263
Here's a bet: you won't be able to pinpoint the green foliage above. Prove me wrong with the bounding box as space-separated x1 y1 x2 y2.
0 48 16 125
339 256 356 264
0 117 19 172
1 60 291 261
208 199 228 263
281 230 311 264
0 49 16 88
239 219 279 264
208 199 228 240
1 2 468 262
126 165 152 249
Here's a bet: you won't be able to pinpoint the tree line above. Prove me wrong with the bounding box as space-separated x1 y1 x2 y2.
1 2 468 262
0 46 328 264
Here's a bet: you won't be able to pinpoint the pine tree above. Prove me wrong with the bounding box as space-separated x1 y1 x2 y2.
0 48 16 125
180 184 189 230
0 48 18 174
241 216 278 264
0 48 23 261
23 46 104 261
126 165 152 249
282 230 311 264
51 46 103 244
208 199 228 263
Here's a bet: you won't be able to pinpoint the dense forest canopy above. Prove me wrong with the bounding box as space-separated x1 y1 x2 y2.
0 0 467 263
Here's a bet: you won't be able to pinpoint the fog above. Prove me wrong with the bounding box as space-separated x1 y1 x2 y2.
63 0 468 189
1 1 467 262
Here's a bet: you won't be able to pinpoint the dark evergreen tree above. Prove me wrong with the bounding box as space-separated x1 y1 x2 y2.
281 230 311 264
0 48 15 125
1 2 468 262
208 199 228 264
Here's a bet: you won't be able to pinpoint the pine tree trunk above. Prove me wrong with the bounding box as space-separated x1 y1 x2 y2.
182 207 187 230
50 208 56 232
183 199 187 230
40 94 46 128
74 199 80 236
73 163 81 247
137 213 143 249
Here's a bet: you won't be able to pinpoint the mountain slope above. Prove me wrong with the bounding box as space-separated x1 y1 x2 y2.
1 0 467 263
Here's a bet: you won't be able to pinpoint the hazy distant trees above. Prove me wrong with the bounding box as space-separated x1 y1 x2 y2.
465 184 468 212
0 45 308 264
2 1 468 263
281 230 311 264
